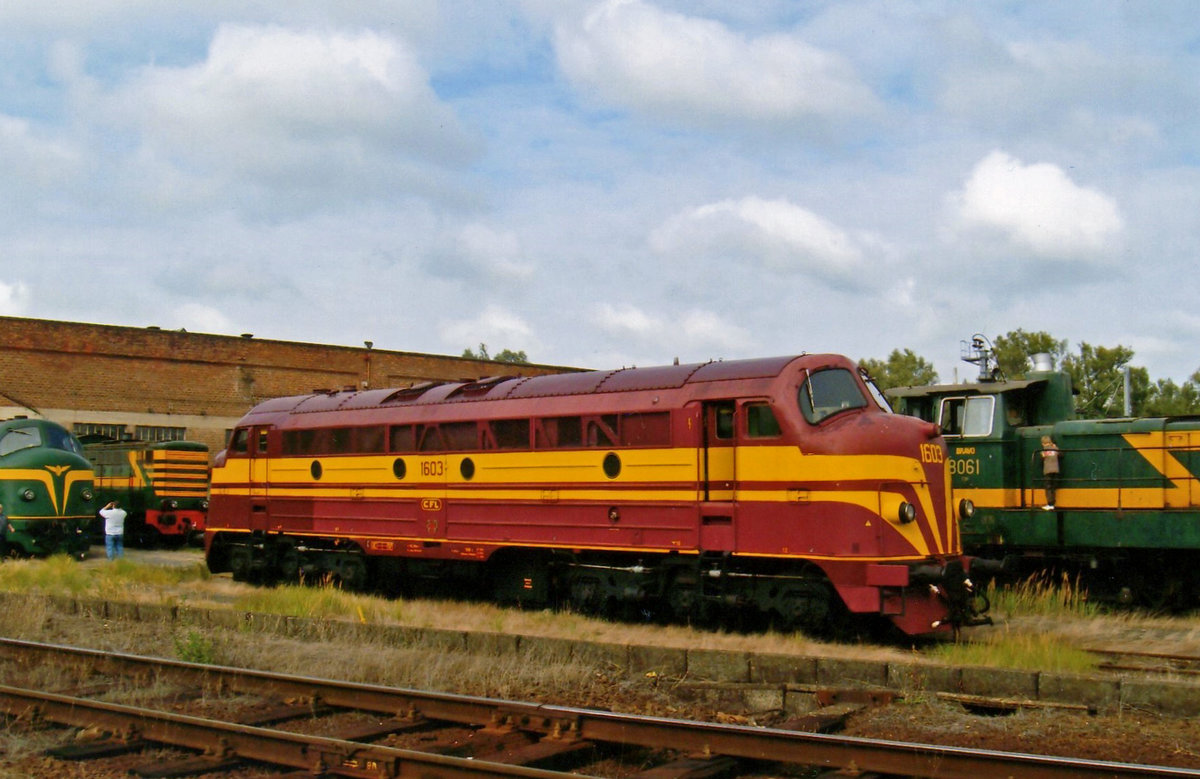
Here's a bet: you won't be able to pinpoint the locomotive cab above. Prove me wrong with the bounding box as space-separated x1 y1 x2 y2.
890 368 1074 554
0 419 95 558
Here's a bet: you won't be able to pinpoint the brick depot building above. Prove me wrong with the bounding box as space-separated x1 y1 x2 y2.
0 316 574 456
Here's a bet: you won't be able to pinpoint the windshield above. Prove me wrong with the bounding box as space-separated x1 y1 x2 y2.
799 368 869 424
0 424 86 457
0 426 42 456
860 369 894 413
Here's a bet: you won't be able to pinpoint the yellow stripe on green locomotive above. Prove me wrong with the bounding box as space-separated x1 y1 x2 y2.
890 345 1200 608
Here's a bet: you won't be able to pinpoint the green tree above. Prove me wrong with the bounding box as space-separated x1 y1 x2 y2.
1062 341 1135 418
461 343 529 364
1139 370 1200 416
991 329 1068 379
859 348 938 390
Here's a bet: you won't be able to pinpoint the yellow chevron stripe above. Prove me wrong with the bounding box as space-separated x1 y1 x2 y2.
3 467 92 516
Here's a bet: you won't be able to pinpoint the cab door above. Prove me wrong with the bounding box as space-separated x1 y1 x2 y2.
698 401 736 550
248 425 272 532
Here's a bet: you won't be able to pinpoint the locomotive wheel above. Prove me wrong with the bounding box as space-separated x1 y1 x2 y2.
665 568 701 623
134 525 161 549
275 542 301 583
333 554 369 591
772 580 836 636
229 545 254 583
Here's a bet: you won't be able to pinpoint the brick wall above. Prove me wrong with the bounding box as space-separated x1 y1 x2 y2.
0 316 575 456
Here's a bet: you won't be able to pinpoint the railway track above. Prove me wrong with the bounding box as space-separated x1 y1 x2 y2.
1085 647 1200 677
1 638 1198 778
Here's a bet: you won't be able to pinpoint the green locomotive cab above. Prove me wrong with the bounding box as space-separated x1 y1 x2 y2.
0 418 96 559
889 337 1200 608
891 363 1074 550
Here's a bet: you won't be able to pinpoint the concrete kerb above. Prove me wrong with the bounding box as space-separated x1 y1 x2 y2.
7 594 1200 717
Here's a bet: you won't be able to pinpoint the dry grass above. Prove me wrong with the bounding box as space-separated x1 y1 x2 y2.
2 550 1199 668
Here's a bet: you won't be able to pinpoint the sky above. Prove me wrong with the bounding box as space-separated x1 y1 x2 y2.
1 1 1198 384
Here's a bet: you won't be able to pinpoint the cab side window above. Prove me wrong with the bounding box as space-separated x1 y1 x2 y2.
745 403 781 438
229 428 249 455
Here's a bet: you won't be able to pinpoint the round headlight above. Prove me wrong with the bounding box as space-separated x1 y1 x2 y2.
898 501 917 524
959 498 976 519
200 499 209 510
20 488 36 501
81 488 95 501
164 499 179 510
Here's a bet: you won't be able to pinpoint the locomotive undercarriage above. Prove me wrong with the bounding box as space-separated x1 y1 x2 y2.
212 532 947 636
977 545 1200 611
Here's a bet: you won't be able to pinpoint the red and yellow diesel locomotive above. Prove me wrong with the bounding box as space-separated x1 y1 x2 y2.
205 354 988 636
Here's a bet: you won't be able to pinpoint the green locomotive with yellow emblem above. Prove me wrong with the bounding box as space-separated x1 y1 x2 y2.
0 417 95 558
889 341 1200 608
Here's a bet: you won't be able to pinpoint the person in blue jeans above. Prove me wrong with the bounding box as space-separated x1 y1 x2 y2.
99 501 128 560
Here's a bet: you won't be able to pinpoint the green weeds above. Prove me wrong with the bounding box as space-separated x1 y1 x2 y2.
174 630 218 664
933 628 1099 673
987 572 1100 619
232 583 403 623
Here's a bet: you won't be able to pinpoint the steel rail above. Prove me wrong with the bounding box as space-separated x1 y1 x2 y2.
0 683 574 779
2 638 1198 779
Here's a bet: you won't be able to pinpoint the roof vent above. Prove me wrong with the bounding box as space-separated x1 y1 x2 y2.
1031 353 1054 372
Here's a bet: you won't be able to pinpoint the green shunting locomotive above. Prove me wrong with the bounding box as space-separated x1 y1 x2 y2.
82 438 210 548
0 417 95 559
889 337 1200 609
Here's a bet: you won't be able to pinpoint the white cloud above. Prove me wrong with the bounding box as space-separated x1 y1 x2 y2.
457 224 535 280
0 115 80 190
440 305 535 353
592 302 662 339
174 303 234 334
591 302 751 352
949 150 1123 258
0 281 31 315
554 0 878 127
650 196 871 288
109 25 476 207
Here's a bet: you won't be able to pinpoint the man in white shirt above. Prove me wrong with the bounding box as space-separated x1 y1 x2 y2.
99 501 128 560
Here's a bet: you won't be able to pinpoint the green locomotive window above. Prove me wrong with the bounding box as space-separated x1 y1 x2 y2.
0 426 42 456
938 396 994 437
799 369 868 424
745 404 781 437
